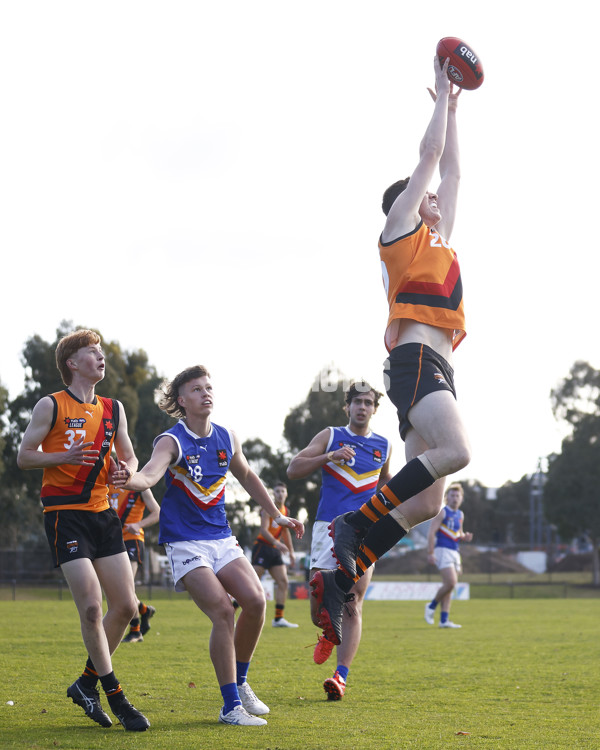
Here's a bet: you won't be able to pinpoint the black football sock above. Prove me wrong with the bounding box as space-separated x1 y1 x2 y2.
79 657 98 689
355 514 408 577
100 672 124 707
347 458 436 532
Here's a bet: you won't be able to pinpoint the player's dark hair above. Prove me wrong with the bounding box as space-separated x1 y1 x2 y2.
273 481 287 489
345 381 383 410
382 177 410 215
158 365 211 418
55 329 102 386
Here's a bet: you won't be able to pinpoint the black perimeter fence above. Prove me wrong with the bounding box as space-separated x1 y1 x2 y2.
2 545 600 601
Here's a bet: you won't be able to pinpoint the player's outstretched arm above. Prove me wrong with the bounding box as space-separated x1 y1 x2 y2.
435 84 462 240
257 509 288 552
121 436 178 491
230 431 304 539
382 56 450 242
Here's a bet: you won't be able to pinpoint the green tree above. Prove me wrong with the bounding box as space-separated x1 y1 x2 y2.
283 367 350 455
457 478 533 547
242 437 290 491
1 371 48 547
0 380 8 479
239 368 352 528
544 361 600 584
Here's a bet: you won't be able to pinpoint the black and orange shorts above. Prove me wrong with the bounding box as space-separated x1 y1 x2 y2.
125 539 145 565
251 541 284 569
384 343 456 441
43 507 126 568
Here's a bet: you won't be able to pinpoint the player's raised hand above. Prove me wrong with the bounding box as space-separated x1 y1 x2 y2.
428 82 462 110
433 55 451 96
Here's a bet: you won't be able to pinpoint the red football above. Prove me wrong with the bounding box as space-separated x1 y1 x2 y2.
436 37 484 91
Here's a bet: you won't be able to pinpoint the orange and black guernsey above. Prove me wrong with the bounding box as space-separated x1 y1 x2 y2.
379 220 466 352
256 506 288 547
108 485 146 541
41 390 120 513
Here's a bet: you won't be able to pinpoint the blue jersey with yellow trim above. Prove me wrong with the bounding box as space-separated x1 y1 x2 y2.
435 506 463 551
316 426 390 523
157 420 234 543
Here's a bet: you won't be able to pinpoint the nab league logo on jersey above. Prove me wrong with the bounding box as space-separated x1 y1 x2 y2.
186 454 200 465
373 448 382 464
64 417 86 429
103 418 114 438
217 449 228 467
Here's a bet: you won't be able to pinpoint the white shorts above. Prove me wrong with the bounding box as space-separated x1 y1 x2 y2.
434 546 462 574
310 521 339 570
164 536 245 592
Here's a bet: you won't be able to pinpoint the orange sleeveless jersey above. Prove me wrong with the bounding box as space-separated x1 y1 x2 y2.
108 485 145 541
41 390 120 512
379 221 466 352
256 506 288 546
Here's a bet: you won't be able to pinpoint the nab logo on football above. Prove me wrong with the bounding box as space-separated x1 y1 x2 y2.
436 37 484 90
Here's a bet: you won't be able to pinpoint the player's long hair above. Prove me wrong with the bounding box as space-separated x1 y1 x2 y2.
157 365 211 419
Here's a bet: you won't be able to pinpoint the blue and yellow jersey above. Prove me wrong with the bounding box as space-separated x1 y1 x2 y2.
316 426 390 523
156 420 234 543
435 505 464 551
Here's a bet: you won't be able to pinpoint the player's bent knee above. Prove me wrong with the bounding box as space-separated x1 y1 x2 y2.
239 591 267 618
445 444 471 475
455 444 471 471
112 598 138 622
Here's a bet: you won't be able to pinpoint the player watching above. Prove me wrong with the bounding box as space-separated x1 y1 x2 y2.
17 329 149 731
287 381 392 700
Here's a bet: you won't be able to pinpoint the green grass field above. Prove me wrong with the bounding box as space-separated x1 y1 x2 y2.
1 598 598 749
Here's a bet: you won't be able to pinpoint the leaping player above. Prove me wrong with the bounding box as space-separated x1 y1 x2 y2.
311 55 472 644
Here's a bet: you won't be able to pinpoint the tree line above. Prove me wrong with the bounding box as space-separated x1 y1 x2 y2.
1 324 599 580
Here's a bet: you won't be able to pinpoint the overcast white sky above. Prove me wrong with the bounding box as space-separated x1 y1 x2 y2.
1 1 598 489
